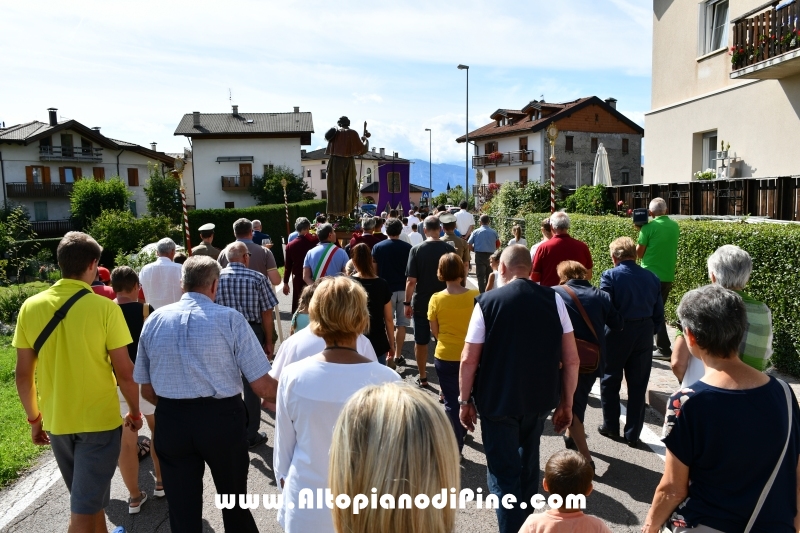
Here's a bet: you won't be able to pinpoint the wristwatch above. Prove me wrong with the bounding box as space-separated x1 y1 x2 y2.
458 396 473 406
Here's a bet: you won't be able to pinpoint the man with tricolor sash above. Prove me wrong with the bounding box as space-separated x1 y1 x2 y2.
302 223 349 286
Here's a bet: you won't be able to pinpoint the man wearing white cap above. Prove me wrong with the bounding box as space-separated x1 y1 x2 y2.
192 223 220 260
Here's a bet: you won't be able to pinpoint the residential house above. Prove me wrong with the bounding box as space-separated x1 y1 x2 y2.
174 105 314 210
456 96 643 194
646 0 800 184
0 108 175 235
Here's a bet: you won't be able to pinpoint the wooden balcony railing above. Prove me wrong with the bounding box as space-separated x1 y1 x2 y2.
31 219 76 238
472 149 535 168
6 182 74 198
731 1 800 76
39 146 103 162
221 175 251 191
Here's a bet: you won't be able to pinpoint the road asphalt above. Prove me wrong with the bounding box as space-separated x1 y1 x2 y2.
0 270 680 533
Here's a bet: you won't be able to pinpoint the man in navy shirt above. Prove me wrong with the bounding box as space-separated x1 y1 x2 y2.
598 236 663 447
372 218 412 365
252 220 270 246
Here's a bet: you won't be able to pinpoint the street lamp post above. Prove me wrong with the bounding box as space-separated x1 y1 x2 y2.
546 123 559 214
424 128 432 207
280 178 290 237
457 64 469 201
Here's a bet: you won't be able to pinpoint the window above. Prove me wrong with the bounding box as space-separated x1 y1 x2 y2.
565 136 574 152
60 134 73 157
129 200 138 217
366 168 372 184
59 166 80 183
484 141 498 154
93 167 105 181
621 170 630 185
321 169 327 180
127 168 139 186
702 131 718 171
263 164 274 174
488 170 496 184
591 138 599 153
321 190 327 200
33 202 48 221
519 168 528 186
39 136 51 154
388 172 401 193
225 202 235 209
307 169 311 178
26 165 47 184
622 138 629 154
700 0 729 55
519 137 528 151
81 138 92 156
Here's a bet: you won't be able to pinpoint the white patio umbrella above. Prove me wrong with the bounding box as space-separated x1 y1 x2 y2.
592 143 612 186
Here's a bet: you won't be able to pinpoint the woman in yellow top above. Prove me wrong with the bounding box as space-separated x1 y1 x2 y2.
428 253 479 456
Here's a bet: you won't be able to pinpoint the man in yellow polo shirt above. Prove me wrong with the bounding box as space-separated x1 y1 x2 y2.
14 232 141 533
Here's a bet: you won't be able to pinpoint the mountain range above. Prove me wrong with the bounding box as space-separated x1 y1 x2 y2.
409 159 468 197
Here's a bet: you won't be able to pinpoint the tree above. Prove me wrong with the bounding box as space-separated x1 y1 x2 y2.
144 163 183 224
563 185 615 215
69 177 131 229
432 186 474 210
249 166 315 205
0 206 38 282
87 210 175 266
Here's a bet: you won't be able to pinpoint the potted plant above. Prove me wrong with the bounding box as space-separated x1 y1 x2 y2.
693 169 716 181
487 151 504 163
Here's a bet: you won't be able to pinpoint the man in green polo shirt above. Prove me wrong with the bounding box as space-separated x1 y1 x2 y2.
14 232 140 533
636 197 680 360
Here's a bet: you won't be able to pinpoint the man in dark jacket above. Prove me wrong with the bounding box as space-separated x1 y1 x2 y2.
282 217 319 313
599 236 664 447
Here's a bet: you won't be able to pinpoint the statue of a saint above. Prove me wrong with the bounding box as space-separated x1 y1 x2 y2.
324 116 369 216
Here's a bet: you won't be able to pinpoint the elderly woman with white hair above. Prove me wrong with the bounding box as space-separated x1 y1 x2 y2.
672 244 773 387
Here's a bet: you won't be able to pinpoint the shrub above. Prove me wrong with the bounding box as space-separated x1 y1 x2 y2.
563 185 615 215
187 200 326 266
144 163 183 224
0 283 51 323
69 177 131 229
115 249 156 274
484 182 553 242
249 166 316 205
0 207 39 282
86 211 175 267
523 212 800 376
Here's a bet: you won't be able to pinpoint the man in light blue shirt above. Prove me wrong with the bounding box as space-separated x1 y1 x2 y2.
302 223 349 285
468 214 500 293
135 255 276 533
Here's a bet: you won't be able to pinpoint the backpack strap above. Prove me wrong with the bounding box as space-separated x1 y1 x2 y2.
33 288 91 355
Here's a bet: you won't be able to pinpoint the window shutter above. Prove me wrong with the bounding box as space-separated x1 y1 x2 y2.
75 167 82 179
42 167 51 184
59 167 66 184
25 166 33 184
93 167 105 181
128 168 139 186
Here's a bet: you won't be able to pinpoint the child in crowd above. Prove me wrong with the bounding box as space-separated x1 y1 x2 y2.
409 223 423 246
518 450 611 533
484 248 503 291
344 259 357 277
289 283 315 335
173 252 188 264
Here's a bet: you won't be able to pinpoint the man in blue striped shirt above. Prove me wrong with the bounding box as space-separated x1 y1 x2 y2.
216 241 279 448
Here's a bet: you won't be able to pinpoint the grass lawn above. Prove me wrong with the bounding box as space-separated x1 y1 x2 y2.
0 336 46 487
278 266 284 279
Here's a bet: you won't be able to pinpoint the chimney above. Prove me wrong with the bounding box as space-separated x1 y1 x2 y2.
293 106 299 113
393 152 398 158
379 148 385 157
372 147 376 153
91 127 101 132
605 97 617 109
150 142 157 151
193 111 201 126
47 108 58 126
232 105 238 115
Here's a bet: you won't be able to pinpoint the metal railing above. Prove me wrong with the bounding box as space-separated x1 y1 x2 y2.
31 219 76 238
6 182 74 198
472 149 535 168
221 175 251 191
732 1 800 71
39 146 103 162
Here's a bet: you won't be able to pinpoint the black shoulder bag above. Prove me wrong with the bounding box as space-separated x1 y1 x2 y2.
33 289 91 355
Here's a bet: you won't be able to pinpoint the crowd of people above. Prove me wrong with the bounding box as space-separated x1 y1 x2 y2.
11 197 800 533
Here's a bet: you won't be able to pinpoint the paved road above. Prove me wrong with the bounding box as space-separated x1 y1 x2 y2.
0 271 670 533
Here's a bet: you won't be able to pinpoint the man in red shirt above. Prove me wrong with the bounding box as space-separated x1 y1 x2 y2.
531 212 593 286
348 216 387 250
282 217 319 313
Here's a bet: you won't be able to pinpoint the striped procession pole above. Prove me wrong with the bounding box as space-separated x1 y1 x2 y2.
550 155 556 214
181 186 192 255
281 179 290 237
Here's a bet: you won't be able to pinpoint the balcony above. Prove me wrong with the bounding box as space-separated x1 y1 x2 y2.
39 145 103 162
31 219 76 238
221 175 252 191
472 149 535 169
6 182 74 198
731 1 800 79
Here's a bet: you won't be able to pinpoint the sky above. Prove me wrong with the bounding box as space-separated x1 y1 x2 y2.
0 0 652 165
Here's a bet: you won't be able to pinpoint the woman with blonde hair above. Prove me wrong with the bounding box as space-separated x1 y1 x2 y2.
274 276 400 533
330 382 460 533
507 224 528 247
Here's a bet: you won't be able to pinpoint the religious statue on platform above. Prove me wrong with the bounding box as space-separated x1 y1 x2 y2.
324 116 370 216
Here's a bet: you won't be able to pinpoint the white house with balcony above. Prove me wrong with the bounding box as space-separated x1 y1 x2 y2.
645 0 800 184
174 105 313 210
0 108 175 235
456 96 643 196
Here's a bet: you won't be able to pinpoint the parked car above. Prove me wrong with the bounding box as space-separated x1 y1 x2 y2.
360 204 377 216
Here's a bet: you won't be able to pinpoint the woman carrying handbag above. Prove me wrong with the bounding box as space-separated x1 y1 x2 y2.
643 285 800 533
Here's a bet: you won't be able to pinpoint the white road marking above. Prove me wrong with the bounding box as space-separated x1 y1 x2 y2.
0 458 61 529
590 382 666 461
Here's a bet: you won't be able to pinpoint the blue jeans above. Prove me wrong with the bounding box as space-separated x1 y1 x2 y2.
434 358 464 452
481 411 548 533
377 353 387 365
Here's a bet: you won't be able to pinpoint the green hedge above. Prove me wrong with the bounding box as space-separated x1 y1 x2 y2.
523 213 800 376
15 238 62 261
186 200 326 267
